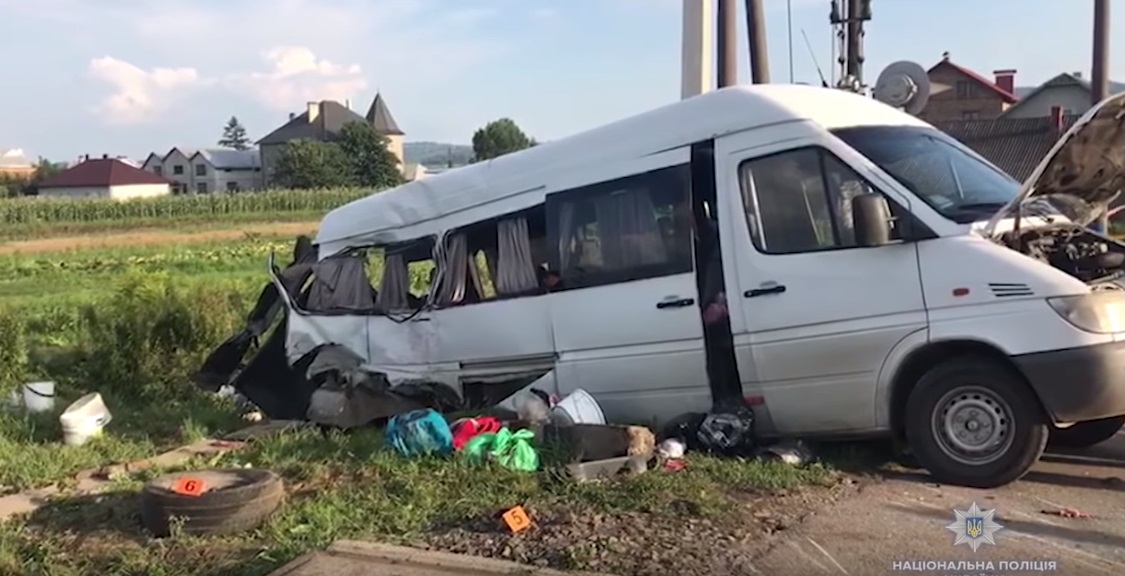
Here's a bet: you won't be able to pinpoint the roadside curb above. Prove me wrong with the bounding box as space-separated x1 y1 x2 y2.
268 540 620 576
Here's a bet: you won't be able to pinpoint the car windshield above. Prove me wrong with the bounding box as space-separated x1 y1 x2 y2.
831 125 1025 224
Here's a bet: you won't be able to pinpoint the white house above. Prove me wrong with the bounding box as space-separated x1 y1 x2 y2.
37 156 171 199
1003 72 1125 119
142 147 262 194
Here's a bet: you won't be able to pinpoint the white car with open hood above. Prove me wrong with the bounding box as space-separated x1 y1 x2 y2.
201 85 1125 489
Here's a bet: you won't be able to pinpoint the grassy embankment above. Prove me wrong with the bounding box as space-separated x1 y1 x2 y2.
0 190 839 576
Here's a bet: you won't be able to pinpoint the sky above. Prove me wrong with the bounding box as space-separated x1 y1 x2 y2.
1 0 1122 162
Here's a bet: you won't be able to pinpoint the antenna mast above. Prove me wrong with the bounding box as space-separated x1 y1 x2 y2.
829 0 872 94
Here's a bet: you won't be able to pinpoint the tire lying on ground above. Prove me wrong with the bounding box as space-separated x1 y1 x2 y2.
1049 415 1125 448
140 468 285 537
904 356 1048 489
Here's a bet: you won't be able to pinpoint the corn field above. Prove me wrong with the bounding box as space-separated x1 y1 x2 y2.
0 188 373 225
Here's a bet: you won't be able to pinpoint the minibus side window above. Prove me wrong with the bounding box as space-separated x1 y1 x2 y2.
375 237 435 311
739 148 906 254
437 204 548 306
546 164 694 290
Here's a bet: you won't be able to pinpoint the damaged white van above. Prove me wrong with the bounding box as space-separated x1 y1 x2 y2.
199 85 1125 489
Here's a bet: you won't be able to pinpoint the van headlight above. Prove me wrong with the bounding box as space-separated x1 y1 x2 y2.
1047 291 1125 334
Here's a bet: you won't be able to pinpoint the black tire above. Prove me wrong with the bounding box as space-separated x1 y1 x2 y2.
904 357 1047 489
140 468 285 537
1050 415 1125 448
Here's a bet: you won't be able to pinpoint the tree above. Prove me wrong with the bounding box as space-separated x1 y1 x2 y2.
471 118 534 162
273 139 351 189
337 121 404 188
218 116 251 150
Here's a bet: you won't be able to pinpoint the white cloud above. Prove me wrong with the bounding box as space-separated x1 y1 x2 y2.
87 57 199 124
231 46 367 112
79 0 505 125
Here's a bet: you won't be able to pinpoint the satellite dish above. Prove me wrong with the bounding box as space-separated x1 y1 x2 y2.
874 60 931 115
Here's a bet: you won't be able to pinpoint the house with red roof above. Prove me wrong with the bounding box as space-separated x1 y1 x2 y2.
37 155 172 200
916 52 1019 123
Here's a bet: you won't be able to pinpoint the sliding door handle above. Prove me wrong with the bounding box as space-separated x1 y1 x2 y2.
656 297 695 309
744 285 786 298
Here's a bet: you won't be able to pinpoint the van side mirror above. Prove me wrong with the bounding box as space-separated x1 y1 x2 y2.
852 193 892 247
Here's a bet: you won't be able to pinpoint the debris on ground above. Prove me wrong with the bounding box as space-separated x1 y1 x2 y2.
140 468 285 537
386 409 454 457
758 440 814 466
1041 507 1092 519
464 428 540 472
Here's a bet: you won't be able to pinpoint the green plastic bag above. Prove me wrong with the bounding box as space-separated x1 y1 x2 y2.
463 427 539 472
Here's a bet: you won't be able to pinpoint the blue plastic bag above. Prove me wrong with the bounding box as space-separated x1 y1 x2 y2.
385 409 453 457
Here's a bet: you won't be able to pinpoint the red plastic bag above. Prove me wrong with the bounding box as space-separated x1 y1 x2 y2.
452 416 503 450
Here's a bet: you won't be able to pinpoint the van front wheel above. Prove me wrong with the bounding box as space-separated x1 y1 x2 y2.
904 357 1047 489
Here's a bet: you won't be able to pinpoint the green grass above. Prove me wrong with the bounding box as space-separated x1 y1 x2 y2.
0 426 837 576
0 217 844 576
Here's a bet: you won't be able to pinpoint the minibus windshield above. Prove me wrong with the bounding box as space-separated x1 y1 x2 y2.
832 125 1025 224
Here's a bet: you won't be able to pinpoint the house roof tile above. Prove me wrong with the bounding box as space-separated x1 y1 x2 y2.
929 59 1019 103
39 158 171 189
193 149 260 169
365 93 404 135
256 101 368 145
932 115 1078 182
1003 73 1125 117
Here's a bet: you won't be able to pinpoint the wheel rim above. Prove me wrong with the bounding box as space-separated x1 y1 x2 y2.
931 385 1014 466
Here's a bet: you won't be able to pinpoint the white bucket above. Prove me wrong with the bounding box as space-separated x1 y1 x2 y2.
22 381 56 413
59 392 112 446
551 389 606 425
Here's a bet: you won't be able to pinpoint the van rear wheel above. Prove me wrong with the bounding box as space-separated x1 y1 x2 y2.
904 357 1047 489
1050 416 1125 448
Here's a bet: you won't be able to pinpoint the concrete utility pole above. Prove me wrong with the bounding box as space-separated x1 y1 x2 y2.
1092 0 1110 105
681 0 715 99
717 0 739 87
745 0 770 83
1093 0 1111 231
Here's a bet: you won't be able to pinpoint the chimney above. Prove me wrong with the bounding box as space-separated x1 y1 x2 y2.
306 101 319 122
1050 106 1066 132
288 112 296 121
1073 71 1083 79
993 69 1016 95
345 99 351 110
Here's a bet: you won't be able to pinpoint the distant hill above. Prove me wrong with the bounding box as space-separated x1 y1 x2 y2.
403 142 473 167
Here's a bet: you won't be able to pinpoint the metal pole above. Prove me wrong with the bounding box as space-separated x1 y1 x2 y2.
717 0 739 87
787 0 794 83
745 0 770 83
1093 0 1111 231
845 0 861 82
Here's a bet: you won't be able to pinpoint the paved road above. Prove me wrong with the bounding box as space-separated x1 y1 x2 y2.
752 436 1125 575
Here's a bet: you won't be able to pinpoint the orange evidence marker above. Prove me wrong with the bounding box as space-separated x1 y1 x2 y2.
501 505 532 533
171 477 207 497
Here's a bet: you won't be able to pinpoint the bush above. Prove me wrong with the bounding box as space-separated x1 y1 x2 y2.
0 308 28 394
76 272 248 400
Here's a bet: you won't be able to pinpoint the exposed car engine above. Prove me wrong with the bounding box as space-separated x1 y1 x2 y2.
1000 224 1125 285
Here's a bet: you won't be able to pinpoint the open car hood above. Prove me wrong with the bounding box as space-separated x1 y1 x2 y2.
984 92 1125 236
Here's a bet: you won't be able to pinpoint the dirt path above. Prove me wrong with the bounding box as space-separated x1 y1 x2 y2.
751 438 1125 575
0 221 319 255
